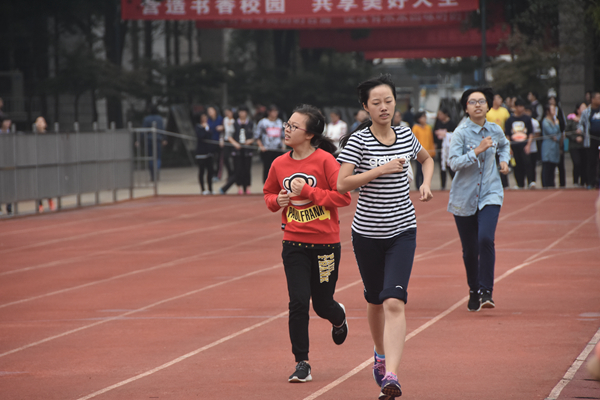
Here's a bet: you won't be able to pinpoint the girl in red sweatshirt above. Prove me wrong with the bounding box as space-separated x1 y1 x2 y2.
263 104 352 384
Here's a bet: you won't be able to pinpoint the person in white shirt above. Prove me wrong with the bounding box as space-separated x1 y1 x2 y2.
325 109 347 152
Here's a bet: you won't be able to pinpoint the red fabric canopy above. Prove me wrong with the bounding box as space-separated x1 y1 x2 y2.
299 23 509 52
363 45 507 59
122 0 479 21
195 11 469 29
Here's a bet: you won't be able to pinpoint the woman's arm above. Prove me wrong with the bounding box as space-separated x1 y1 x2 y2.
416 148 434 201
337 160 406 194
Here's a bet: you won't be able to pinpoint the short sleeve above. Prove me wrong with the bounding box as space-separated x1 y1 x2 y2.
336 133 364 166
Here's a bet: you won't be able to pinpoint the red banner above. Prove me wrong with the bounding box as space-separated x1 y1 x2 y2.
299 24 509 52
196 11 468 29
122 0 479 21
363 45 507 59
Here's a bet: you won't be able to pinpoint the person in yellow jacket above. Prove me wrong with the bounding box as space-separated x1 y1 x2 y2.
412 111 435 189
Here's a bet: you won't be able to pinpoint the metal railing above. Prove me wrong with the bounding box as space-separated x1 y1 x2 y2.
0 127 134 216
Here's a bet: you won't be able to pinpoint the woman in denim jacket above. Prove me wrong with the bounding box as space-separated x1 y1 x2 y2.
447 88 511 312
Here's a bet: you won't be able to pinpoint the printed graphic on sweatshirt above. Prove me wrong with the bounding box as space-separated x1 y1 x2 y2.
286 205 331 223
283 172 317 207
318 253 335 283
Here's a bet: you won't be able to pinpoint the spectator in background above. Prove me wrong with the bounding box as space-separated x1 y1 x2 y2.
577 91 600 189
0 97 5 119
527 91 544 123
34 116 55 212
0 114 11 133
403 104 415 128
220 106 255 195
412 111 435 190
392 110 408 127
142 105 166 182
487 93 512 188
505 98 535 189
585 90 592 107
541 104 562 188
433 107 457 190
566 102 587 187
222 108 236 181
0 114 12 215
255 104 285 182
350 109 369 132
325 108 347 153
547 96 566 187
523 106 540 188
195 113 214 195
207 106 224 181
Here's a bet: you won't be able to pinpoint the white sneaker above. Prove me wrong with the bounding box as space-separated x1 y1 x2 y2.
529 182 537 189
202 190 212 195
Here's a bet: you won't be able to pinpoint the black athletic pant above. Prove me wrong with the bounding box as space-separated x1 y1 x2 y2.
511 142 534 188
196 155 214 192
282 241 345 362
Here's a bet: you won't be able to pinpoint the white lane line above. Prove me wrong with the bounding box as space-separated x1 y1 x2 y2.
70 192 567 399
0 198 175 237
299 213 596 400
0 262 283 359
545 327 600 400
0 226 280 309
0 200 246 255
0 205 263 277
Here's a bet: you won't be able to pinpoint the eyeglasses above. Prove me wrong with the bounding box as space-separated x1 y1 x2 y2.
283 121 309 133
467 99 487 106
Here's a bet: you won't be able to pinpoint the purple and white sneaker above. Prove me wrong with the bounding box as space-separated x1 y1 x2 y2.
379 372 402 398
373 351 386 387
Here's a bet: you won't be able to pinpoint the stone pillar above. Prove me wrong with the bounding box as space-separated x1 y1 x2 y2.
559 0 593 113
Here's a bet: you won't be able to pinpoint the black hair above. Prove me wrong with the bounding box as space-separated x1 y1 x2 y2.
339 74 396 149
459 87 493 115
267 104 278 112
543 103 554 118
529 91 539 100
149 105 159 115
330 108 342 118
514 97 527 107
292 104 337 155
438 107 450 117
574 102 584 114
414 111 426 123
238 105 249 113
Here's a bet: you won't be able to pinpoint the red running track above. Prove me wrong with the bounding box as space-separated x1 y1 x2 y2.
0 190 599 400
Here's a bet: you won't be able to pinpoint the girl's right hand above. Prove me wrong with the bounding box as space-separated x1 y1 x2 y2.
379 158 405 176
277 189 290 207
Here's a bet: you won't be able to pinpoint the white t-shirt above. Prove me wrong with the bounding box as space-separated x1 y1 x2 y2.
325 120 348 151
337 125 423 239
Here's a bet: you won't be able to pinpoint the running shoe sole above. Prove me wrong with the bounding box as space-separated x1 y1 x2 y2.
288 375 312 383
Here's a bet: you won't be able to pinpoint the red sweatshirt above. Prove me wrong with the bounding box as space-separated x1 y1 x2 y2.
263 149 352 244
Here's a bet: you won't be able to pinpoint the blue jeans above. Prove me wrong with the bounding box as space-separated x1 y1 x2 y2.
453 205 500 293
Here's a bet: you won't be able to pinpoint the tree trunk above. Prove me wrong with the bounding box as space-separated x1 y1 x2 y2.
103 0 128 128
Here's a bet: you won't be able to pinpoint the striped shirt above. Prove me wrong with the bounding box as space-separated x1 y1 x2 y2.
337 125 423 239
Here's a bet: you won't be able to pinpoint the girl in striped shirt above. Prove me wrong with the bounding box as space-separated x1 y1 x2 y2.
337 75 434 400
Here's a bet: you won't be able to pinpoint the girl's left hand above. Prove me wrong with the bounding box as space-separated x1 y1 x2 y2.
291 178 306 196
419 184 433 202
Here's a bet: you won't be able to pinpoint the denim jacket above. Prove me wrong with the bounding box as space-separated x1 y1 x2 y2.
447 118 511 216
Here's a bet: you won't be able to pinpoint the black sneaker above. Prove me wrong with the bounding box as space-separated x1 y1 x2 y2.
468 290 481 312
288 361 312 383
481 290 495 309
332 303 348 345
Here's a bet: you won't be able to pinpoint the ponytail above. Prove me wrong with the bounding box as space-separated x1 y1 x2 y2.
339 119 372 149
292 104 338 155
